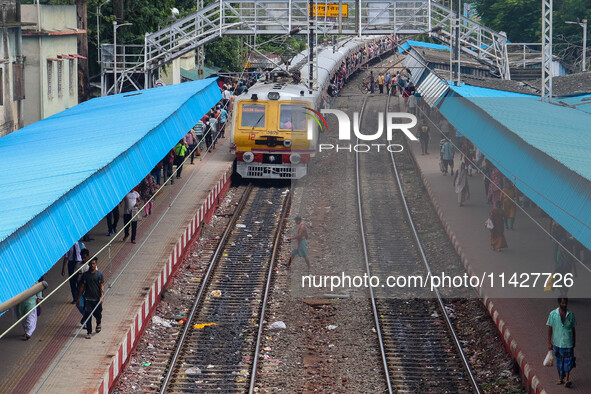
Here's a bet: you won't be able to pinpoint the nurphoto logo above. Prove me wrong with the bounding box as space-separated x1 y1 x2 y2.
307 109 418 153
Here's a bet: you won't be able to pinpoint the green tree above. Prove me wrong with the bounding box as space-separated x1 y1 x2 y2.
474 0 591 69
473 0 541 43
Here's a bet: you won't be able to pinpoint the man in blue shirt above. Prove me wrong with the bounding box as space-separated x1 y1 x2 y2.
441 140 455 175
547 297 576 387
218 105 228 138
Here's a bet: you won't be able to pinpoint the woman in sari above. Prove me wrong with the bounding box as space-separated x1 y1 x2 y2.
489 201 508 251
454 162 470 206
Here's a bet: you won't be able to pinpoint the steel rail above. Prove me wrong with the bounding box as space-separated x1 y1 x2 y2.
387 122 481 393
354 91 394 394
159 183 254 394
248 189 292 393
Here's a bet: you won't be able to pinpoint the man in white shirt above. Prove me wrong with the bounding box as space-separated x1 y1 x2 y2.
122 190 141 243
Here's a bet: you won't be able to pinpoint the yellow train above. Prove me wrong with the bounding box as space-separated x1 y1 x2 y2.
229 36 394 179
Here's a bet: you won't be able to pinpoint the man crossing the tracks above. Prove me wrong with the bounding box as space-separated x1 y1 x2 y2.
287 216 311 272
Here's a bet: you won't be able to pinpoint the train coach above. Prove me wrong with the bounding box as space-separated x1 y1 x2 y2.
229 35 393 179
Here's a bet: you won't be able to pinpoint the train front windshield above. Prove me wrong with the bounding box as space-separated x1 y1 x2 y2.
241 104 266 128
279 104 307 131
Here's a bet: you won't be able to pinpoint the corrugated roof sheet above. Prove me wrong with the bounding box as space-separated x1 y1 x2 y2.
417 72 449 107
448 84 591 180
0 78 221 305
399 40 450 52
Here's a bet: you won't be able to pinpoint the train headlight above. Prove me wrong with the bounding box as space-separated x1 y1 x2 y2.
243 151 254 163
283 139 292 148
268 155 277 163
290 153 301 164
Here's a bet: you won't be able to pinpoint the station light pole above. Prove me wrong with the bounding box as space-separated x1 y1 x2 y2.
565 18 587 72
113 21 132 95
96 0 110 64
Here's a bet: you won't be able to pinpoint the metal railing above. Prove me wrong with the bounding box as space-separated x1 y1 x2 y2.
104 0 516 95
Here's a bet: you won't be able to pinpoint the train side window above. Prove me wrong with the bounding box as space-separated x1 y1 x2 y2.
279 104 306 131
241 104 266 128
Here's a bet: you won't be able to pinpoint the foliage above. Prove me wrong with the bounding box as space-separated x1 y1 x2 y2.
474 0 591 69
204 36 242 71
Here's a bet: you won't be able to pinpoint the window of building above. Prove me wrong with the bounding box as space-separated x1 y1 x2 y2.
47 61 53 99
69 59 75 94
57 61 63 97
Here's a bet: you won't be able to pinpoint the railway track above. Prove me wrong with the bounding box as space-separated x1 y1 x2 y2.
355 93 480 393
155 184 290 393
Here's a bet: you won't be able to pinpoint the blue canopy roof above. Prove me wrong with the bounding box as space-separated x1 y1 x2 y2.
440 86 591 250
0 78 221 305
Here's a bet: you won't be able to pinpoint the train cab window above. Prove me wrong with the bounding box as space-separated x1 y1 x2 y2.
279 104 307 131
241 104 266 128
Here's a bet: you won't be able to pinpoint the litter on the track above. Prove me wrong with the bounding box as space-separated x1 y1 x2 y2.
193 322 218 329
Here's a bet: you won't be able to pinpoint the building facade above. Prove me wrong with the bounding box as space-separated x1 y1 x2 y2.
21 4 82 126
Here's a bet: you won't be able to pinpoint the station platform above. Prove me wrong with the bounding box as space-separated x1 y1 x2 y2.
409 132 589 393
0 139 234 394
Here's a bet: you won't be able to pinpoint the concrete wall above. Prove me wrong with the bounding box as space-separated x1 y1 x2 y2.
161 49 196 85
0 28 23 136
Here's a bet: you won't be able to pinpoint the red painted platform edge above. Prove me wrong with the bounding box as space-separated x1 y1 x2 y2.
98 166 233 394
414 160 546 394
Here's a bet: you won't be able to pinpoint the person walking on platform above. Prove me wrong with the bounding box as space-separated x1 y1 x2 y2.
489 201 508 251
287 216 311 272
218 105 228 138
61 240 85 304
454 162 470 207
441 139 455 175
547 297 576 387
78 258 104 339
208 112 219 149
162 149 175 185
106 204 119 236
184 130 198 165
76 249 91 323
501 182 517 230
488 167 503 206
15 278 43 340
369 71 375 94
139 174 158 216
417 125 430 155
122 188 141 244
174 140 188 179
151 162 162 185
